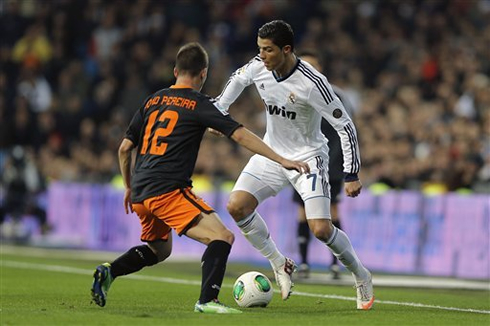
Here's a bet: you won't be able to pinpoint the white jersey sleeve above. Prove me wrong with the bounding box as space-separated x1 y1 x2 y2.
215 56 259 111
307 76 361 177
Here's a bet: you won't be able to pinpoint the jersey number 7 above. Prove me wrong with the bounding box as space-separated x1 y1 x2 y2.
140 110 179 155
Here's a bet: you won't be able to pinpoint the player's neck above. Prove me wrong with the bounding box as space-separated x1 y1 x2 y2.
174 76 202 91
274 54 297 78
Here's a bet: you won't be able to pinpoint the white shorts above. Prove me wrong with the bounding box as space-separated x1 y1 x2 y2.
232 154 331 219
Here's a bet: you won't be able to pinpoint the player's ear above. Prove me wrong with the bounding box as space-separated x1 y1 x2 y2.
283 45 292 55
200 68 208 83
173 67 178 78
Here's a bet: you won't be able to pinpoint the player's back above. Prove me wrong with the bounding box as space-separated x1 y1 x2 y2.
126 86 239 202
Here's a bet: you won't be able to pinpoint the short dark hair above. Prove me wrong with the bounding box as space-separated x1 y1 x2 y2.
175 42 209 76
258 20 294 50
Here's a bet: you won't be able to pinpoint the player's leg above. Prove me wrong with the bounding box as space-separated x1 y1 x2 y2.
227 155 294 300
307 218 374 309
184 211 240 313
293 155 374 310
293 190 310 278
329 180 343 279
156 187 240 314
91 202 172 307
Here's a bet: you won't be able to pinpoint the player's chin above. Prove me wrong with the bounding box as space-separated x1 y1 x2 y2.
263 64 273 71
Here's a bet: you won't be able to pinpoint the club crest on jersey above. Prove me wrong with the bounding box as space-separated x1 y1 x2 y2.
288 92 296 104
333 108 343 118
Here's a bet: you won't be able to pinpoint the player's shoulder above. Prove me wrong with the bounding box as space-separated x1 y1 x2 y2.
296 59 328 82
295 59 332 96
238 55 263 72
248 55 263 65
185 90 222 112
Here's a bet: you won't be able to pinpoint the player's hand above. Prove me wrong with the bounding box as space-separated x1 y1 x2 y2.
208 128 224 137
345 180 362 197
123 188 133 214
281 159 310 174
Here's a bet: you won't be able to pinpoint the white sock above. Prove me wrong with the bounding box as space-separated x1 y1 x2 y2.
236 211 285 269
324 227 370 283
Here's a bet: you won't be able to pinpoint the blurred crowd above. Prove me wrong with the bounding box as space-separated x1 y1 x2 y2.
0 0 489 200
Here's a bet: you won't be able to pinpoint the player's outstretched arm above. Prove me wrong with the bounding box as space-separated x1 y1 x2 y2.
230 126 310 174
118 138 135 214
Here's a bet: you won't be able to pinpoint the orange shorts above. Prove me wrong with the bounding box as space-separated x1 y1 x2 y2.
131 187 214 242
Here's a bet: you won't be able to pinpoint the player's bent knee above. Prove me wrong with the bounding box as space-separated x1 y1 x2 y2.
226 199 247 220
218 229 235 245
155 248 171 263
148 241 172 263
310 220 334 241
227 192 256 220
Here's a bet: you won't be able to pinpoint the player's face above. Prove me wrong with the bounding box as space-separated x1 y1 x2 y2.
257 37 288 72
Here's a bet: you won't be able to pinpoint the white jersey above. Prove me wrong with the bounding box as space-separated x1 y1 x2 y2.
216 56 360 176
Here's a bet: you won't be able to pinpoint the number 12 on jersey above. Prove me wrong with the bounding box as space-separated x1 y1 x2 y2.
140 110 179 156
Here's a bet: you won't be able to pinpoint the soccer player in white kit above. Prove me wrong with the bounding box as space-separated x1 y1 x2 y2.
216 20 374 310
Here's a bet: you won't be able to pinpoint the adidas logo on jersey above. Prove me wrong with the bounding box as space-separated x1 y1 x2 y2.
259 83 265 90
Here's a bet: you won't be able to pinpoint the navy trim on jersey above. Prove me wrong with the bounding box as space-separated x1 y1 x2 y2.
297 62 334 104
344 123 360 173
273 58 300 82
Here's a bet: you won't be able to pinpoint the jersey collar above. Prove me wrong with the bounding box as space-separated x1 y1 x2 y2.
170 85 193 89
272 58 300 83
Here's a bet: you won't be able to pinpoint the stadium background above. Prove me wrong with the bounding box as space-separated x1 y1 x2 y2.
0 1 489 280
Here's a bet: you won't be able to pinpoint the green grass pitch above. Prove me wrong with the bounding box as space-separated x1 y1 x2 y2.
1 246 489 325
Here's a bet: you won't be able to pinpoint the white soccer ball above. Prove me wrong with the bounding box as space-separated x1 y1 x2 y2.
232 271 274 308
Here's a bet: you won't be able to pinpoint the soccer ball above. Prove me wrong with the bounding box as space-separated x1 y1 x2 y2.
232 271 274 307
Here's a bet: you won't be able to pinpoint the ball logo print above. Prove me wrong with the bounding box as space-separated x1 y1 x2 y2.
232 271 273 307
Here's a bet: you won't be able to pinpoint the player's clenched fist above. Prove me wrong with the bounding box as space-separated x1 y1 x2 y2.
345 180 362 197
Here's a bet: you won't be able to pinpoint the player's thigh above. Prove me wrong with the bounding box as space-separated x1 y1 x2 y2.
184 211 234 245
290 155 331 219
232 154 289 204
144 187 215 237
132 202 172 242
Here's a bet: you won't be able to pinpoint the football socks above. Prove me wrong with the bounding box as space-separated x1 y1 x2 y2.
236 211 284 270
324 227 370 282
199 240 231 304
331 219 342 265
110 245 158 278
